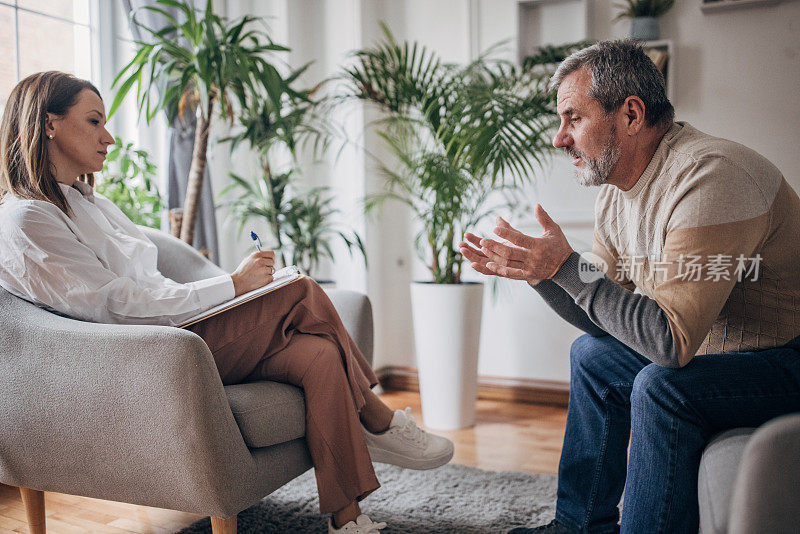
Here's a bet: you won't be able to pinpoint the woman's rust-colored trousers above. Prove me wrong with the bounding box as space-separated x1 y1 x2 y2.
187 277 381 513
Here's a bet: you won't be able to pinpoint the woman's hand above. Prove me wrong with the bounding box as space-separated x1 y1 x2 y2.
231 251 275 296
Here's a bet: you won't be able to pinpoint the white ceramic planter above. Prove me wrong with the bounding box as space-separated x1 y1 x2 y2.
410 282 484 430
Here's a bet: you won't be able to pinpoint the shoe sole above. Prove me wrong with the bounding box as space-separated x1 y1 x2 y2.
366 444 454 470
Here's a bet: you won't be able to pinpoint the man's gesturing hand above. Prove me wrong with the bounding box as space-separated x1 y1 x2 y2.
231 250 276 296
458 204 574 285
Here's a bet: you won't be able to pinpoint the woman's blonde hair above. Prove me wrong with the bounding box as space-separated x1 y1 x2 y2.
0 71 102 216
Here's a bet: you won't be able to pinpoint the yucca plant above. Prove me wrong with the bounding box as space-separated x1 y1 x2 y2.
614 0 675 20
339 23 586 283
110 0 293 246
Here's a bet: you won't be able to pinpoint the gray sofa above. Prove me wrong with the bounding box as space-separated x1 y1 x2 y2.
0 228 374 533
698 413 800 533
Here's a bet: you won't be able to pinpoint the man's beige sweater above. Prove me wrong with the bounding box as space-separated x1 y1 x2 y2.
540 122 800 367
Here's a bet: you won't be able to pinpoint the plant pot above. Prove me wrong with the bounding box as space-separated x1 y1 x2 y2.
630 17 660 41
410 282 483 430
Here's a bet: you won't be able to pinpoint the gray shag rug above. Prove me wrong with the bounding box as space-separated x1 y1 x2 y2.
177 463 557 533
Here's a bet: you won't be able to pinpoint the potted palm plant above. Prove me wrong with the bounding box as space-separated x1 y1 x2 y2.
110 0 293 246
614 0 675 41
340 25 581 429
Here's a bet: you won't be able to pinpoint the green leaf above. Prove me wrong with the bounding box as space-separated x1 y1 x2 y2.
108 66 142 118
97 138 162 229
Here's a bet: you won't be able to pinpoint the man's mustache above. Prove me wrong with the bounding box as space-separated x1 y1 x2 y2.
564 146 584 160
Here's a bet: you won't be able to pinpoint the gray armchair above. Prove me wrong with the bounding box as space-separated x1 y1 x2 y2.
0 228 374 534
698 414 800 533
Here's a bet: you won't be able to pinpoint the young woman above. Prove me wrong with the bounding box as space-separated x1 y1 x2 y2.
0 71 453 533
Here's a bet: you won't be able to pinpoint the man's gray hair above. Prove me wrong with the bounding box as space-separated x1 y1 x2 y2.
551 39 674 129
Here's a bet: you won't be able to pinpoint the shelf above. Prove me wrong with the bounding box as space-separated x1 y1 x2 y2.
517 0 588 64
701 0 780 12
518 0 580 5
516 3 674 102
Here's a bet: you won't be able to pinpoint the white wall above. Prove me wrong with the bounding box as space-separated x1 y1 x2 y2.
660 1 800 191
217 0 800 383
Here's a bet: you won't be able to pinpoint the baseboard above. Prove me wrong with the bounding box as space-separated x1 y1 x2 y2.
376 366 569 407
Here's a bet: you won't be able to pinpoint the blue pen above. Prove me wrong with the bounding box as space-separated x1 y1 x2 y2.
250 230 262 251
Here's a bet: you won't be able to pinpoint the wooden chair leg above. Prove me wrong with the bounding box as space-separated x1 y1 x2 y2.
211 514 237 534
19 487 46 534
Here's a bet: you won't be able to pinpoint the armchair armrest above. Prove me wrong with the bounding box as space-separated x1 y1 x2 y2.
729 413 800 534
0 291 254 513
323 288 374 367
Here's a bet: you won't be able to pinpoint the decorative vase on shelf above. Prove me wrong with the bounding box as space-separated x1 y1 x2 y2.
630 16 660 41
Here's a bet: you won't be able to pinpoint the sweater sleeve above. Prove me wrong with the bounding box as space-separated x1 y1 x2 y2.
530 279 608 337
551 252 680 366
527 226 649 338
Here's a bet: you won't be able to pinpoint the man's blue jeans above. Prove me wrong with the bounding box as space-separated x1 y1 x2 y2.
555 334 800 533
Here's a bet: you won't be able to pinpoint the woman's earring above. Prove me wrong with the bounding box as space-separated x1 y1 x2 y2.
47 134 54 139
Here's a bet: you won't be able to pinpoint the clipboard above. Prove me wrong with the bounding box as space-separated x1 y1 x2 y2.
179 266 304 328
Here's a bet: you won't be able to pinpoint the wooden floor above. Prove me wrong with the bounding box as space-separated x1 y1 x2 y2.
0 391 567 533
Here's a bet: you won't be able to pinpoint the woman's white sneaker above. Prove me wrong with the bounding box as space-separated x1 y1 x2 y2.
328 514 387 533
363 407 454 470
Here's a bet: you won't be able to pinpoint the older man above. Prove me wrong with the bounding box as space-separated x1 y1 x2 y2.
460 40 800 533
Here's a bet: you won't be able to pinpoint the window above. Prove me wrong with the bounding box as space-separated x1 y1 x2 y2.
0 0 95 111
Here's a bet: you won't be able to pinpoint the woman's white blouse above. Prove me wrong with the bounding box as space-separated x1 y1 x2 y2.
0 181 234 326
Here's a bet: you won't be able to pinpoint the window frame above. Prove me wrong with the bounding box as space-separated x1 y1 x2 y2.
0 0 101 92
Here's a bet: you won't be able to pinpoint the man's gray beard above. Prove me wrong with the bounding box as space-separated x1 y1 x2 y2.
571 130 621 187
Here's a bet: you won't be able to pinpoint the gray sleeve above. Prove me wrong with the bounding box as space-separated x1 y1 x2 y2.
551 252 680 368
530 279 608 338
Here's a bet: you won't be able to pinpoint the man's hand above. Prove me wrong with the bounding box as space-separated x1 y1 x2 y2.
231 250 275 296
458 204 574 285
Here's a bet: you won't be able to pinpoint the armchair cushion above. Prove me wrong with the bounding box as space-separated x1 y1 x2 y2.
224 381 306 448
